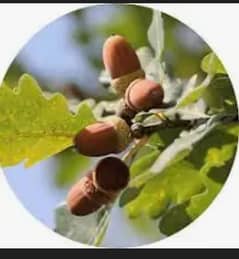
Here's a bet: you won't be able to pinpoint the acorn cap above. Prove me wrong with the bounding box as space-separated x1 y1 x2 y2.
125 79 164 112
66 172 113 216
111 69 145 96
93 157 130 193
103 116 131 153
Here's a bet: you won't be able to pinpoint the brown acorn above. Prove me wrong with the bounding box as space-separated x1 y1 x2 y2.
93 156 129 192
67 157 129 216
125 79 164 112
66 173 110 216
103 35 145 96
74 116 131 156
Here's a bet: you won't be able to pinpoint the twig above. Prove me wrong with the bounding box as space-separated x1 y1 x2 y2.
136 112 238 137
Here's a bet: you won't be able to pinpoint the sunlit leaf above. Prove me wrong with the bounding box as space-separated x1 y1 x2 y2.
55 203 111 246
130 150 160 178
136 47 154 70
120 128 184 207
119 187 141 208
147 10 164 59
176 73 213 110
126 160 205 219
55 148 91 187
149 115 220 174
159 123 238 235
177 86 207 108
129 114 237 189
203 75 237 113
201 52 226 75
0 74 96 167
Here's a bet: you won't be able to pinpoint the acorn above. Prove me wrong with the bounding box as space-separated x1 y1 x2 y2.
74 116 131 156
103 35 145 96
67 157 129 216
125 78 164 112
66 173 108 216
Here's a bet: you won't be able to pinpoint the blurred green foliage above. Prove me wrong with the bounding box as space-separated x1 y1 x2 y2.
95 5 152 49
72 6 210 80
4 60 25 87
73 5 152 50
0 74 96 167
159 123 238 235
55 148 91 187
204 75 237 114
4 5 211 98
162 13 210 78
125 122 238 235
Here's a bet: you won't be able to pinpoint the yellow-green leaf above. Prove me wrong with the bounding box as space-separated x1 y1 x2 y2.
126 161 205 219
0 74 96 167
177 85 207 108
159 123 238 235
55 148 91 187
201 52 226 75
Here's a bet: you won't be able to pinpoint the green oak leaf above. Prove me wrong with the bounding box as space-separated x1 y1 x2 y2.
130 150 160 178
126 123 238 233
147 10 164 59
201 52 226 75
159 160 233 236
219 122 239 137
0 74 96 167
126 160 205 219
119 128 183 207
55 148 91 187
55 203 111 246
176 73 212 111
149 115 221 173
177 85 207 108
159 123 238 235
130 116 220 188
159 203 191 236
136 47 154 71
203 75 237 114
119 187 142 208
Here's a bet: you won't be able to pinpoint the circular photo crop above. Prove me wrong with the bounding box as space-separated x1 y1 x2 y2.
1 4 238 247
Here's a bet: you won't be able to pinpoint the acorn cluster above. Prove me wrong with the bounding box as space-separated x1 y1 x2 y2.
67 157 129 216
67 35 165 216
